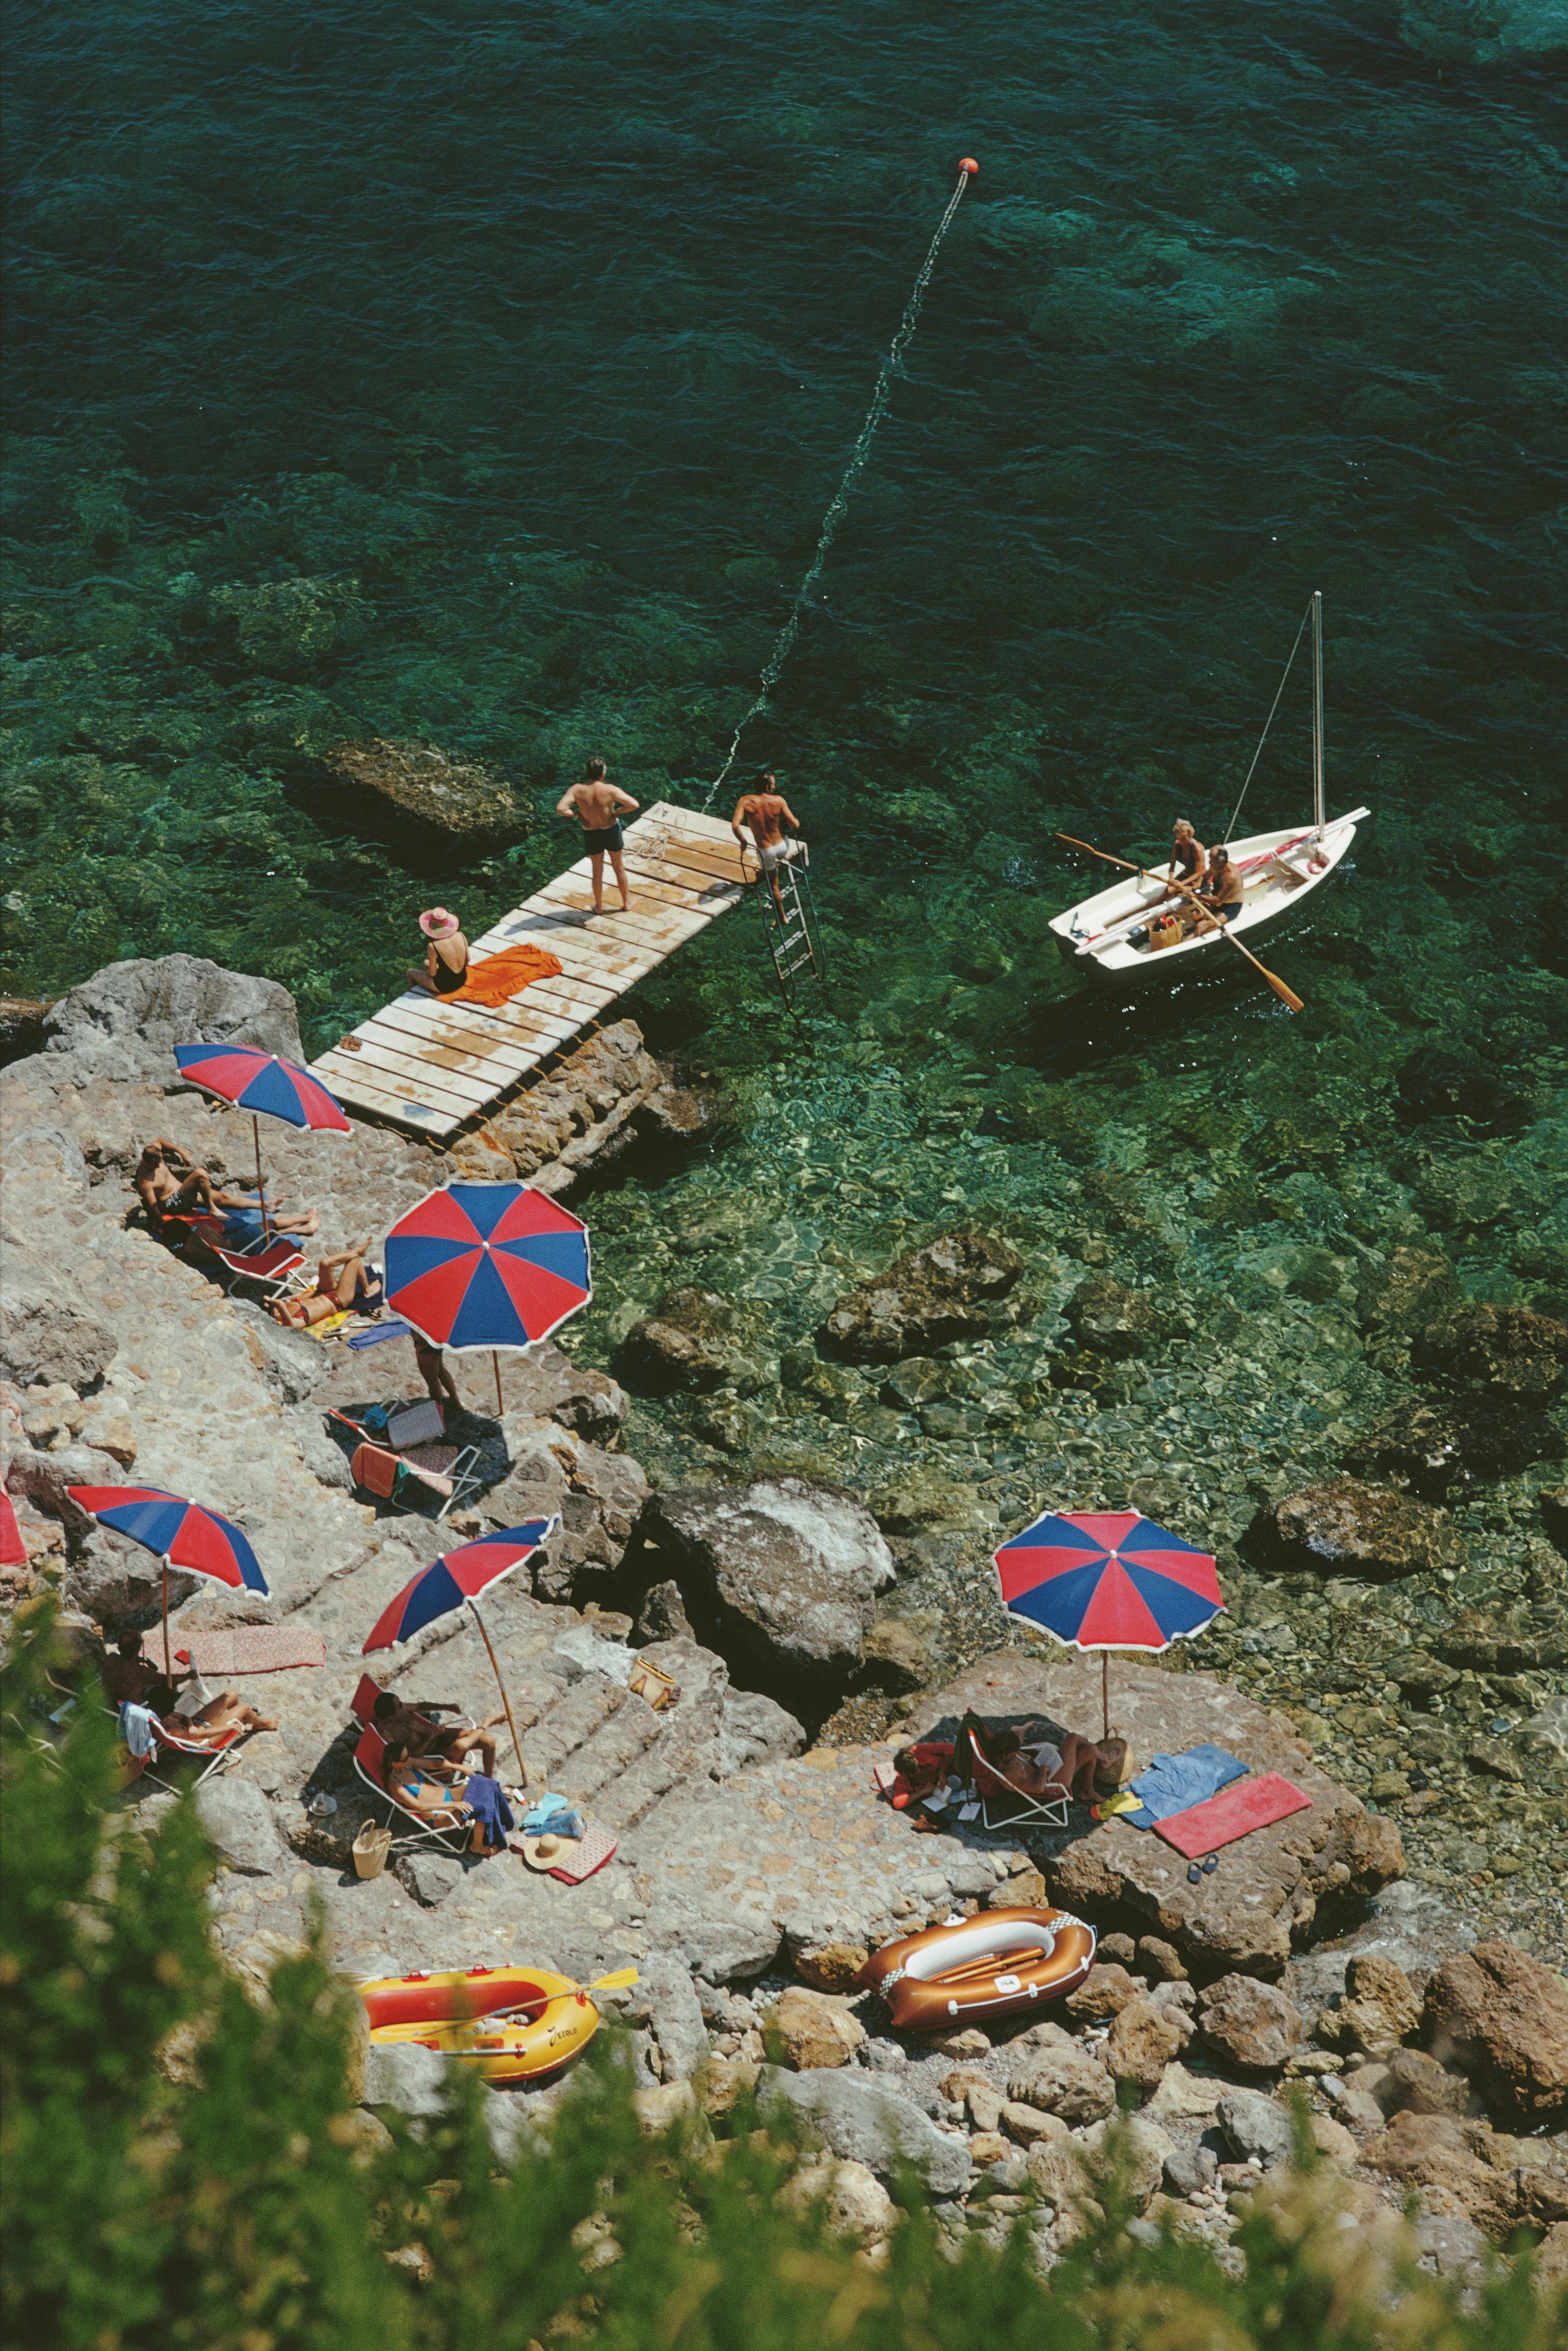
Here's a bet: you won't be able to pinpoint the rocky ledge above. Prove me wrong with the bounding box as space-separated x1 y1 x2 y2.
5 953 1566 2284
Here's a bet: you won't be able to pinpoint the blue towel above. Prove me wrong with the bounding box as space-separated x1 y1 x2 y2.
520 1790 572 1833
1121 1744 1249 1831
348 1319 408 1350
119 1701 156 1759
463 1774 515 1852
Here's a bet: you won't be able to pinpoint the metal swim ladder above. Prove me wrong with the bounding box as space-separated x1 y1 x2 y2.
753 844 828 1012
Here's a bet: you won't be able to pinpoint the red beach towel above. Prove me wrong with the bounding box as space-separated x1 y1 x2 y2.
1154 1772 1312 1858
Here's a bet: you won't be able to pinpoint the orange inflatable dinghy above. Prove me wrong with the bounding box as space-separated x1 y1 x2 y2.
857 1907 1096 2033
360 1964 602 2085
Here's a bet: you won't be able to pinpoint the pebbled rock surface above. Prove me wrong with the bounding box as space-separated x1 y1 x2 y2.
624 1476 896 1706
817 1230 1024 1363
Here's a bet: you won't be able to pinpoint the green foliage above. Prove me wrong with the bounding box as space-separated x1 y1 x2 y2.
4 1603 1564 2351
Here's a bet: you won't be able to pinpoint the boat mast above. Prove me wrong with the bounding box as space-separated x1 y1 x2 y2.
1311 588 1326 835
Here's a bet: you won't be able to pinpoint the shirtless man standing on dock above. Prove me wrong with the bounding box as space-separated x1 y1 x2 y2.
731 771 801 909
556 758 639 915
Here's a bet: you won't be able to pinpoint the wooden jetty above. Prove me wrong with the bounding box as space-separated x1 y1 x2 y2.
307 801 748 1140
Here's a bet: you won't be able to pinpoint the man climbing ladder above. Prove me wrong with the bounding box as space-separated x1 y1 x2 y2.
730 770 801 909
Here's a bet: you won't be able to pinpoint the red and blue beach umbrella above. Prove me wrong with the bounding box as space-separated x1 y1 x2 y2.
172 1045 352 1134
993 1508 1223 1737
67 1484 270 1677
383 1183 591 1415
362 1520 559 1776
173 1043 351 1237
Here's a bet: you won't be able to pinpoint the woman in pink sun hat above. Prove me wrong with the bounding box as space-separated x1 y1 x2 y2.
408 907 470 997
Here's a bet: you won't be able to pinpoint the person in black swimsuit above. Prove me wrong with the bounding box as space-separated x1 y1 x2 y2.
1168 819 1206 885
409 908 469 996
556 758 640 914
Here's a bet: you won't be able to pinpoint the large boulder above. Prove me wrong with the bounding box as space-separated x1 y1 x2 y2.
1217 2087 1296 2170
1006 2025 1117 2124
0 1268 118 1390
43 954 302 1067
1362 2109 1568 2243
904 1651 1404 1981
759 2067 971 2198
1421 1940 1568 2125
1317 1953 1421 2058
627 1477 896 1704
1412 1303 1568 1397
817 1230 1024 1362
1247 1479 1463 1582
1199 1975 1304 2073
770 1987 865 2071
196 1780 287 1878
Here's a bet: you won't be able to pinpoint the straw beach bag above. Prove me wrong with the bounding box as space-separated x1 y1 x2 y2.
353 1819 392 1879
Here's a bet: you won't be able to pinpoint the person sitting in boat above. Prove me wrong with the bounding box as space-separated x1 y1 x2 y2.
373 1691 505 1780
1194 845 1244 927
409 908 470 997
992 1723 1127 1802
1166 819 1206 886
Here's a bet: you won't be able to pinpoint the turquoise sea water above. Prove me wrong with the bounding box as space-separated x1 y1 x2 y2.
5 3 1567 1501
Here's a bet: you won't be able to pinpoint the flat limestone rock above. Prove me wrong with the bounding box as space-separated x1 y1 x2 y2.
327 737 530 839
903 1651 1404 1981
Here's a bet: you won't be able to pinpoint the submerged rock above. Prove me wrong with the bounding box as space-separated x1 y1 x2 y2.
618 1288 767 1395
1064 1275 1170 1361
326 736 530 838
1344 1394 1556 1497
626 1475 896 1705
1396 1048 1529 1128
1248 1478 1463 1582
1411 1302 1568 1397
817 1229 1024 1361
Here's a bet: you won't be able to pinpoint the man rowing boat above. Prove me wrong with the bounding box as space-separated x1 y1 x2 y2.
1193 844 1244 927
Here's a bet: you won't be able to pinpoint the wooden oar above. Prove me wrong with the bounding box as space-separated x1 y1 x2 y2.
1056 834 1304 1014
494 1967 640 2023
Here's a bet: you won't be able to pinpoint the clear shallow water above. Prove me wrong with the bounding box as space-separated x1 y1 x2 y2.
4 5 1566 1424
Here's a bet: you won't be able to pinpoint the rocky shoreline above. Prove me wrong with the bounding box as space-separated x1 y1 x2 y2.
2 955 1564 2286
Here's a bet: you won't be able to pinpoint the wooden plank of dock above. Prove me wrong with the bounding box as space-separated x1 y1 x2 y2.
307 801 749 1139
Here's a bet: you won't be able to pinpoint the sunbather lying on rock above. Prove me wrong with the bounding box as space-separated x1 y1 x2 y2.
162 1689 279 1740
993 1723 1127 1801
373 1691 503 1778
269 1242 385 1326
133 1140 319 1239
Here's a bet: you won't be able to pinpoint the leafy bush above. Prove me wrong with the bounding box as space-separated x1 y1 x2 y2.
2 1602 1561 2351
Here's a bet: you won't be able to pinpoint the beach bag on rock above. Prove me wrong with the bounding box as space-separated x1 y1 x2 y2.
628 1657 679 1713
353 1819 392 1879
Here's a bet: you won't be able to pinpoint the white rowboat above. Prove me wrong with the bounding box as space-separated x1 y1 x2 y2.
1050 592 1370 990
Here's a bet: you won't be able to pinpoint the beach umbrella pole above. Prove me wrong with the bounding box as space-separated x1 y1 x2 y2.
162 1559 172 1681
467 1598 527 1787
251 1112 271 1238
1102 1651 1110 1744
492 1350 503 1417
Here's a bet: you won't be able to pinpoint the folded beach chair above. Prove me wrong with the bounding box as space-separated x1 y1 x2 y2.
352 1721 474 1853
209 1233 310 1303
334 1410 482 1522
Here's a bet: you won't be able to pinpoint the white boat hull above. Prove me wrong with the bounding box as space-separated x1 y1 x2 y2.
1050 810 1368 988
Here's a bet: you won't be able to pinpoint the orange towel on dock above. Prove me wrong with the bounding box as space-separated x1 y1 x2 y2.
447 944 564 1008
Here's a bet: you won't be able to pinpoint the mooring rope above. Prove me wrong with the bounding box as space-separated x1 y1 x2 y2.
703 163 977 808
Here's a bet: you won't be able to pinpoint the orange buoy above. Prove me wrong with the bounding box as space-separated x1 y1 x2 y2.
959 158 979 176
